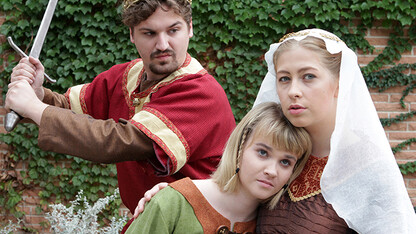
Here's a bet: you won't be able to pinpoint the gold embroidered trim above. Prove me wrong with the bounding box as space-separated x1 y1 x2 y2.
289 189 321 202
279 30 343 43
67 84 88 114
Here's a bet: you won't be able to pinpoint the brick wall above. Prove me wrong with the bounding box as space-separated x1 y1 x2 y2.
358 26 416 206
0 15 415 231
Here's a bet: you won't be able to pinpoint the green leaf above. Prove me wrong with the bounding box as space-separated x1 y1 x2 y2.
28 169 39 179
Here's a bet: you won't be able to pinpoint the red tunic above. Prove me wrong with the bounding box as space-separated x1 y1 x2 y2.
40 54 236 215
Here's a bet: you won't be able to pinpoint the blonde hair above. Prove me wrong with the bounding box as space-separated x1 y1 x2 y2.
273 36 342 79
211 102 312 209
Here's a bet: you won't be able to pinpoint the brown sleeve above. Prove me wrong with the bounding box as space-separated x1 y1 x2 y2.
42 87 70 108
20 88 68 124
38 106 155 163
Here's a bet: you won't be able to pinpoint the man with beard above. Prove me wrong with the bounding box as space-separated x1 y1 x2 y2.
5 0 235 230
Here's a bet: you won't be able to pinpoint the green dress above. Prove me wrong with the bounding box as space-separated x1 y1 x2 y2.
126 177 256 233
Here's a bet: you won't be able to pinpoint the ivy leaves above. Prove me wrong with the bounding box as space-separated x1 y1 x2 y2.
0 0 124 221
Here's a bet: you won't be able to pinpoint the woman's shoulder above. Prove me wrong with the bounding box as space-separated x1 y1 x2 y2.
126 178 203 233
153 178 193 204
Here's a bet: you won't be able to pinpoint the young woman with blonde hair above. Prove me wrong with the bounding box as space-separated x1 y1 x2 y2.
126 102 311 233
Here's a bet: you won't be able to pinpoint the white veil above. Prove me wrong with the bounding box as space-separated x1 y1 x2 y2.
254 29 416 233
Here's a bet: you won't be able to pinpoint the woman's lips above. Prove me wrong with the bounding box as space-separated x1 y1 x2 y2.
289 104 306 115
257 179 274 188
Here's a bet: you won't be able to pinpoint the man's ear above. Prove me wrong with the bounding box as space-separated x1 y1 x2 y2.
129 28 135 43
188 19 193 38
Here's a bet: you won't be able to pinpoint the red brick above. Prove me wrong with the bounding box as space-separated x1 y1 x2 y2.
390 113 416 121
409 123 416 131
390 141 406 149
371 20 385 27
0 215 19 223
374 102 408 112
356 49 366 55
390 131 416 140
18 205 33 215
369 28 394 36
397 160 413 164
370 93 389 102
372 46 386 56
391 94 416 103
355 46 386 56
24 215 48 225
365 37 390 46
384 122 407 131
394 150 416 160
15 160 26 170
386 112 414 121
403 177 411 187
400 49 413 56
382 86 407 93
356 47 386 56
409 178 416 188
357 56 376 65
377 112 389 119
0 143 10 150
411 198 416 207
22 190 41 204
407 189 416 200
405 172 416 177
369 88 380 93
395 57 416 64
379 65 397 71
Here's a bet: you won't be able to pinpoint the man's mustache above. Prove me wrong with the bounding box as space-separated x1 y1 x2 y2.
151 50 175 59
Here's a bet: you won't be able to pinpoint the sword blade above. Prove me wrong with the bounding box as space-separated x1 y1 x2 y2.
29 0 58 58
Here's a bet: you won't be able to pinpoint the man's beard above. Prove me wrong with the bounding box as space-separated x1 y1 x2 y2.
149 50 179 75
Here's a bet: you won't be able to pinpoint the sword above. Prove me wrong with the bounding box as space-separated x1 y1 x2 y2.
4 0 58 132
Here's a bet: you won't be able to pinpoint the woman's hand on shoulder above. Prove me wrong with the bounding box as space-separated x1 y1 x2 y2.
133 182 169 219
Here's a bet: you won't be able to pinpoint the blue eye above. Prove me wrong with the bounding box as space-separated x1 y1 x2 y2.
281 159 290 166
304 74 316 80
278 76 290 82
258 149 268 157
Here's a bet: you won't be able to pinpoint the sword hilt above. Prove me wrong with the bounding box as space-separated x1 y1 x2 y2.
5 37 56 132
4 110 23 132
7 36 56 83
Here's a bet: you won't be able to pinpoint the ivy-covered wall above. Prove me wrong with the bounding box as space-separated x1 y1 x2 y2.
0 0 415 231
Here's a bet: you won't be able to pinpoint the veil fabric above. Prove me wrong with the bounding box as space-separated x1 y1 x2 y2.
254 29 416 233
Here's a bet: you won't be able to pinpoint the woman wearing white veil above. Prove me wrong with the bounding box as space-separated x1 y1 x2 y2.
254 28 416 233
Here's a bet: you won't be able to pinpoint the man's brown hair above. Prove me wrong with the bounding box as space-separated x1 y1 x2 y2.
122 0 192 28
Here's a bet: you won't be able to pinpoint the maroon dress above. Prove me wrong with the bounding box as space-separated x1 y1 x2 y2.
257 156 356 233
